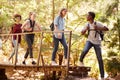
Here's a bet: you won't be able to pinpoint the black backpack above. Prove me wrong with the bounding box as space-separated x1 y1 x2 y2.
50 16 60 31
88 22 104 41
29 19 35 32
24 19 35 32
50 22 54 31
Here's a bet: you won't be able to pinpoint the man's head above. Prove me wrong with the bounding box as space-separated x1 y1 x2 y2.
87 12 95 21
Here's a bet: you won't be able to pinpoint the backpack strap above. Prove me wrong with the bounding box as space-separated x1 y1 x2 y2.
88 23 90 36
94 22 97 38
88 22 104 40
88 22 98 37
29 19 35 32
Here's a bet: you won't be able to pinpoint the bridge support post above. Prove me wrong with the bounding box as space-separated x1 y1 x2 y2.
0 68 7 80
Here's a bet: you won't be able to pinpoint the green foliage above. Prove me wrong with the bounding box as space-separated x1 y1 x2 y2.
0 0 120 78
105 50 120 77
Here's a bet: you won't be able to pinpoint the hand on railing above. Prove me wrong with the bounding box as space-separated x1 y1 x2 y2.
2 39 8 44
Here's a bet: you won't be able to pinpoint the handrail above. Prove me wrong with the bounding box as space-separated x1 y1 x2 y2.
1 30 72 79
0 31 71 36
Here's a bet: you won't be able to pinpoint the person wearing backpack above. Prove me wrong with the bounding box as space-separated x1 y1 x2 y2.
51 8 68 65
21 12 41 65
79 12 109 80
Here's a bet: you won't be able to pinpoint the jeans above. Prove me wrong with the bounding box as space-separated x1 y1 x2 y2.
9 40 19 60
24 34 34 58
80 41 104 78
52 34 68 61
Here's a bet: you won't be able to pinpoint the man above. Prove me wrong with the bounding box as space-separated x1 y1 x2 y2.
79 12 109 80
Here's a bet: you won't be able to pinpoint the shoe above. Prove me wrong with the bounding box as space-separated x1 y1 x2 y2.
101 78 105 80
32 61 36 65
79 61 84 66
22 61 26 65
65 59 68 65
51 61 58 66
62 59 68 66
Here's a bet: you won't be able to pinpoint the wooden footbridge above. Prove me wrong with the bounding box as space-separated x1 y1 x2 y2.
0 31 91 80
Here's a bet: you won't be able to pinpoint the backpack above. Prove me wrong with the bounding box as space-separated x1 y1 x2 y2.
50 16 60 31
50 22 54 31
24 19 35 32
88 22 104 41
29 19 35 32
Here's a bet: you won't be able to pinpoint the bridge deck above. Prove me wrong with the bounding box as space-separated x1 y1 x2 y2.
0 63 67 71
0 63 90 73
0 63 91 79
0 63 90 72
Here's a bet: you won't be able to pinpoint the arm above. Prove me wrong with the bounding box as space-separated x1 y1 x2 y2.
21 20 32 32
3 27 13 43
54 25 59 31
97 26 109 31
94 22 109 31
54 16 60 32
81 24 89 35
54 16 62 39
34 22 42 32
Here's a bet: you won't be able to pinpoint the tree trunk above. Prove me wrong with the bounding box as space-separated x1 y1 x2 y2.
52 0 55 21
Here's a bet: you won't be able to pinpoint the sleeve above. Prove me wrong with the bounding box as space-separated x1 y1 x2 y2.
96 22 104 28
54 16 59 26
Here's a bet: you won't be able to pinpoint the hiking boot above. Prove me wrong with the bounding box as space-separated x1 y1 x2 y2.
32 61 36 65
22 61 26 65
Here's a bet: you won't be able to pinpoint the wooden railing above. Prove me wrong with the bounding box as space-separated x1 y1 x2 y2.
0 31 72 78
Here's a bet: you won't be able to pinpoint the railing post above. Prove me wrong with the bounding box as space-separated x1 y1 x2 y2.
14 34 19 66
37 32 44 66
37 32 48 80
66 31 72 77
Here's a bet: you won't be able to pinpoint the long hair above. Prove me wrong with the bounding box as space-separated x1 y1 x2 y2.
59 8 67 17
29 12 33 19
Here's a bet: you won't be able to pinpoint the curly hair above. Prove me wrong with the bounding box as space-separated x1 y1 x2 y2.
13 14 21 21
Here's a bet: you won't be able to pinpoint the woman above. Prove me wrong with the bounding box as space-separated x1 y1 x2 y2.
51 8 68 65
21 12 41 65
8 14 22 61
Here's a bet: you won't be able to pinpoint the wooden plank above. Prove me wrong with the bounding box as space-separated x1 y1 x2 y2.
0 64 66 71
69 66 91 72
0 64 90 71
